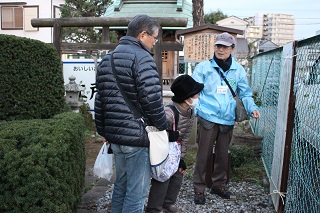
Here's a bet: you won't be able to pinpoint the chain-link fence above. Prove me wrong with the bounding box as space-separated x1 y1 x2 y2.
285 35 320 212
178 62 188 74
250 35 320 212
251 48 282 178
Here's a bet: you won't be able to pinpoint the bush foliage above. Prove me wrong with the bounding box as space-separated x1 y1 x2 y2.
0 34 65 121
230 145 254 168
0 112 86 212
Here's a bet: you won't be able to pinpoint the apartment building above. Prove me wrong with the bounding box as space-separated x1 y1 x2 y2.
241 16 263 42
245 26 262 42
0 0 64 43
261 13 294 46
244 13 295 46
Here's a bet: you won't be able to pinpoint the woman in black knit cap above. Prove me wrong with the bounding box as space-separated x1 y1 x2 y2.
146 74 204 213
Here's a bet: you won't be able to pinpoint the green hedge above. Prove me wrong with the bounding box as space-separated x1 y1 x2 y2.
0 112 86 213
0 34 66 121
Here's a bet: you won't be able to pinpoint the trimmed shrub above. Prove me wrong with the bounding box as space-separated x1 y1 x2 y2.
0 34 65 121
230 145 254 168
0 112 85 213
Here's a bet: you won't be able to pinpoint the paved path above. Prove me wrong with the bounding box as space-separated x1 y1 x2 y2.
77 167 113 213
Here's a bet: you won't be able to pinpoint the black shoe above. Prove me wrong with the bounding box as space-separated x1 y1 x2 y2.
210 186 233 199
194 192 206 205
163 204 180 213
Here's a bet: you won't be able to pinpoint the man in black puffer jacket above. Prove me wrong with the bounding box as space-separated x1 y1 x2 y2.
94 14 167 213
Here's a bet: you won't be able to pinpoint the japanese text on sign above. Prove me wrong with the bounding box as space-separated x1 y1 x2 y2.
184 33 216 63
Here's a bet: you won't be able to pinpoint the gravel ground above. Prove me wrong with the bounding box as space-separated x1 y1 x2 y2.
96 177 276 213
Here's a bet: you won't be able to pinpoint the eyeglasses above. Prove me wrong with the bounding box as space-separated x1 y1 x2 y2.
146 32 159 43
214 44 231 50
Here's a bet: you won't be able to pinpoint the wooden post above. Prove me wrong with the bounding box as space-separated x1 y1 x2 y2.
53 22 62 58
102 26 110 43
154 28 163 89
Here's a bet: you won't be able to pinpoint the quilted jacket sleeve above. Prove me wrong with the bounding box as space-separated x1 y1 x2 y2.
94 92 104 137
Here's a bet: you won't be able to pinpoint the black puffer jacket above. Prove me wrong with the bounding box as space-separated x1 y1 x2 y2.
94 36 167 147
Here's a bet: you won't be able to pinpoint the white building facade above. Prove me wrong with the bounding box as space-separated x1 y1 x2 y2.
216 16 248 38
0 0 64 43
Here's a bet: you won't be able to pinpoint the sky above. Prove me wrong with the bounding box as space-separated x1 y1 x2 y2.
203 0 320 40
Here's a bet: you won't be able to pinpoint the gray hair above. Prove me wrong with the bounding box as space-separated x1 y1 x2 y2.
126 14 160 38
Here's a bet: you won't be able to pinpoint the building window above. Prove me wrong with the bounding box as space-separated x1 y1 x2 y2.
1 6 38 31
54 6 61 18
162 51 168 60
1 6 23 29
24 6 38 31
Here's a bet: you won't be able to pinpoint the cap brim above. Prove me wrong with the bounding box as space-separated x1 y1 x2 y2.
215 41 233 46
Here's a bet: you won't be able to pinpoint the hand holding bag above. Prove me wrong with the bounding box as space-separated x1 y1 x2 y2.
93 142 113 181
215 67 249 122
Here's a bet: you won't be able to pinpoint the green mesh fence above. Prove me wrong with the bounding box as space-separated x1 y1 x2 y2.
250 35 320 212
250 48 282 177
285 35 320 212
179 62 188 74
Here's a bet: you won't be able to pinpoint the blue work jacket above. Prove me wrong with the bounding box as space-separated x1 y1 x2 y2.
192 56 259 125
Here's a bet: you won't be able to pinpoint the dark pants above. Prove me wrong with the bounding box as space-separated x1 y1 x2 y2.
146 171 183 213
193 122 234 193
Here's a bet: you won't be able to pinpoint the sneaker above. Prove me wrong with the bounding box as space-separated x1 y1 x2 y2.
194 192 206 205
163 204 180 213
210 186 233 199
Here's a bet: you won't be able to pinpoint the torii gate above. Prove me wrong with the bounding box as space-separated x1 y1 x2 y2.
31 17 187 83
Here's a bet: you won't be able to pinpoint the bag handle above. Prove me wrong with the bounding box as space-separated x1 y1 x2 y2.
214 67 237 97
110 52 144 120
166 105 179 131
165 105 180 142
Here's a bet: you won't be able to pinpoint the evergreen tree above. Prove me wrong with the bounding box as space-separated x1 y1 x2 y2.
60 0 112 43
204 10 228 24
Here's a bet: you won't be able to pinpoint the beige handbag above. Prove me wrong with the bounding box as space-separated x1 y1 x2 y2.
146 126 169 178
149 105 181 182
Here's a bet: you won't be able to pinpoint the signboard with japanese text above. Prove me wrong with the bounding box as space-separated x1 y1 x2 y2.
184 33 216 62
63 59 100 112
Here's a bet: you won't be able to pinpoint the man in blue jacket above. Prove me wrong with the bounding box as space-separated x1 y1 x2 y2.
94 15 167 212
192 32 260 204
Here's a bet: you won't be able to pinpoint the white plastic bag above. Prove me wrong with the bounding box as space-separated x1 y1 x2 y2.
93 142 113 181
